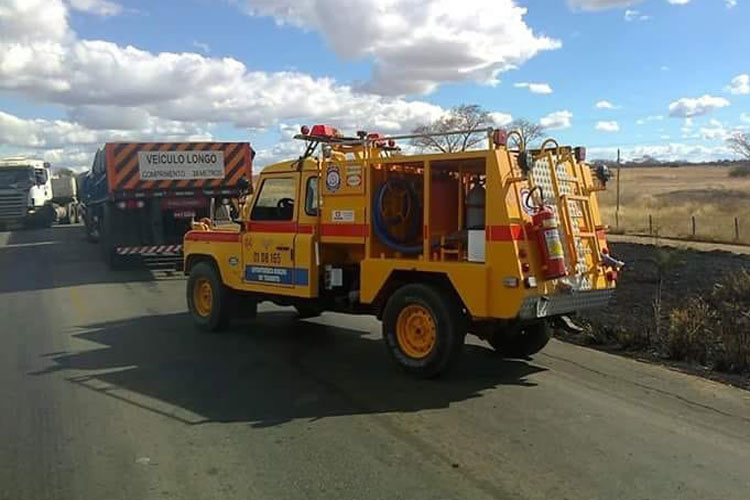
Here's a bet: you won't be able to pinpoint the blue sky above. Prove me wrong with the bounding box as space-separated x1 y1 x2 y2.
0 0 748 169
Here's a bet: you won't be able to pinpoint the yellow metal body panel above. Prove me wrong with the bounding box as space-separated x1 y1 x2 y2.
185 135 615 320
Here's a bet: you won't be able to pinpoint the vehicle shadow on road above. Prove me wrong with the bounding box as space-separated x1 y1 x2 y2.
31 311 546 428
0 225 166 293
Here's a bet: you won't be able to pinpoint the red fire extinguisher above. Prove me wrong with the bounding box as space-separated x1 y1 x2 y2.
531 206 567 279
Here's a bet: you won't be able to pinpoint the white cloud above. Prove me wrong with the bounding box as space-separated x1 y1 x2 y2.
741 113 750 124
624 9 650 20
595 120 620 132
668 95 731 117
238 0 561 95
726 0 737 8
514 82 553 94
0 0 448 135
595 100 618 109
568 0 640 10
636 114 663 125
67 0 123 16
589 143 732 163
699 119 731 140
488 112 513 127
660 66 670 71
666 0 690 4
192 40 210 54
540 110 572 129
727 74 749 95
0 110 213 169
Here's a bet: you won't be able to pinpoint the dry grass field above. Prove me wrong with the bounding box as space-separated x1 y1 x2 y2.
598 166 750 245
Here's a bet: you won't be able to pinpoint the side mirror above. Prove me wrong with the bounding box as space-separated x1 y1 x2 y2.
237 176 250 193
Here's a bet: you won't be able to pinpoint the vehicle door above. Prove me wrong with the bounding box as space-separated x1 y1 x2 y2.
243 174 300 289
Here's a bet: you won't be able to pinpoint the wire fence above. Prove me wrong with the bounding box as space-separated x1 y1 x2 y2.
605 213 749 246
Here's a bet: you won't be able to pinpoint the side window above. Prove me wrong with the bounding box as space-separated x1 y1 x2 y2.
251 177 296 221
305 176 319 216
35 168 48 185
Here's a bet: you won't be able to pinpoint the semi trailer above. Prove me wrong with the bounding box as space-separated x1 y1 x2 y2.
81 142 254 268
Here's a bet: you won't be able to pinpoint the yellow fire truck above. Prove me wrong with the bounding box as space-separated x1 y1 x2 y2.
183 126 621 377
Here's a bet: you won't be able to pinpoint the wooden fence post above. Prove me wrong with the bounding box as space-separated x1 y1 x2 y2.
691 215 696 237
735 217 740 241
649 214 653 235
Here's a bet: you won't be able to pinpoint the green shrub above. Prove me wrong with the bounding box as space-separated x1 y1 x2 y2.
728 164 750 178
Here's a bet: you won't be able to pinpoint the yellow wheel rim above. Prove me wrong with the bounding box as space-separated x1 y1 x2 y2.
396 305 437 359
193 277 213 317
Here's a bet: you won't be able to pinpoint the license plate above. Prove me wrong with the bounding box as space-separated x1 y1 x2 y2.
173 210 196 219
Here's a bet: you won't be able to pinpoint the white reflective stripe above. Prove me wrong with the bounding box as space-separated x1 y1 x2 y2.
116 245 183 255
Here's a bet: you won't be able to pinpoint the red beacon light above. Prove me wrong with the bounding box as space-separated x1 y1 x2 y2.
310 125 339 138
387 139 396 148
493 129 508 147
300 125 310 135
367 132 386 147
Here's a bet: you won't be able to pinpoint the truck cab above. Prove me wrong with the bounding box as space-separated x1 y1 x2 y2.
184 126 620 377
0 158 54 227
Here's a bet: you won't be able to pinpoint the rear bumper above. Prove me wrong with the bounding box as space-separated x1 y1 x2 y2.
519 288 614 320
116 245 182 256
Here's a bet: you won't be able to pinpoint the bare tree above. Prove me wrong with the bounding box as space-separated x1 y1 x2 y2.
727 132 750 160
411 104 493 153
507 118 545 149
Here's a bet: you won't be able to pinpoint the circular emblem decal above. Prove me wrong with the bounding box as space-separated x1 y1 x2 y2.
326 166 341 192
347 174 362 187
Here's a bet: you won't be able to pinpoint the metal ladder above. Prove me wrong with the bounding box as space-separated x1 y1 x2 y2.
536 146 602 280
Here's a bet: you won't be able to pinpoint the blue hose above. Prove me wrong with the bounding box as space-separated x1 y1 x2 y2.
372 179 424 255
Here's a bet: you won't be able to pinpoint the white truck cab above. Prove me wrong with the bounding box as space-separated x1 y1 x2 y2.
0 157 54 227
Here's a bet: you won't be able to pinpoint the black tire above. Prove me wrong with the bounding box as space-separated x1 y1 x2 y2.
235 294 258 320
99 204 121 269
42 205 54 228
382 283 465 378
489 321 551 358
295 304 322 319
85 209 99 243
187 261 231 332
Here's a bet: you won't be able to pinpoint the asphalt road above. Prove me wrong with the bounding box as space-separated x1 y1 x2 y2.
2 225 749 500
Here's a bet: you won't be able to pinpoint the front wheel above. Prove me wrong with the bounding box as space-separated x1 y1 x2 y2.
489 321 551 358
382 284 465 378
187 261 231 332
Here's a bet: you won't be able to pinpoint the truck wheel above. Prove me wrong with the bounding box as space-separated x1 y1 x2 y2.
489 321 551 358
295 304 322 319
43 205 55 228
99 205 121 269
187 261 231 332
382 283 465 378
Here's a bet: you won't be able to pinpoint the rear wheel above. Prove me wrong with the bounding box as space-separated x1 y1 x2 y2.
99 205 120 269
383 283 465 378
489 321 551 358
187 261 231 332
295 304 322 319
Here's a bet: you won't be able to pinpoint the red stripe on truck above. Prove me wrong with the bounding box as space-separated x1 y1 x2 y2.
184 231 240 242
486 224 525 241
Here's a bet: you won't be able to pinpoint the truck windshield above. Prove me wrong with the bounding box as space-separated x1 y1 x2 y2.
0 167 34 188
